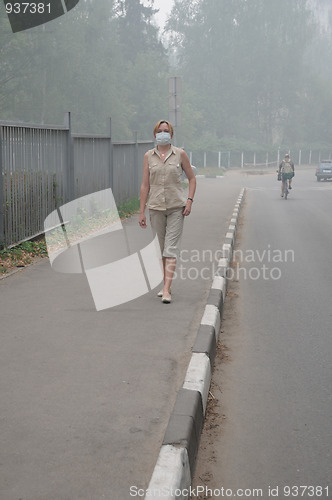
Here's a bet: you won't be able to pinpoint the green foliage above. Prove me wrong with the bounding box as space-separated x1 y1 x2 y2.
0 0 168 138
0 238 48 274
116 197 140 219
1 0 332 149
0 196 140 273
167 0 320 146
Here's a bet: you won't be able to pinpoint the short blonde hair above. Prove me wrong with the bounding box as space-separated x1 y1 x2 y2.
153 120 174 138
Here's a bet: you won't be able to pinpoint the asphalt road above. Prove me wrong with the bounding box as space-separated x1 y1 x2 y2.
1 173 243 500
191 167 332 499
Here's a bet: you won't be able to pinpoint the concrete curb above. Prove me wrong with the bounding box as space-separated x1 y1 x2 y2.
195 175 224 179
144 188 246 499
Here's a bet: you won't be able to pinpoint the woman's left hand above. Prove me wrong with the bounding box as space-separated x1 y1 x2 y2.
183 200 192 216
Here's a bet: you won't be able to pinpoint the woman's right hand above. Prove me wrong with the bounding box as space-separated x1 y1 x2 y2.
139 213 147 228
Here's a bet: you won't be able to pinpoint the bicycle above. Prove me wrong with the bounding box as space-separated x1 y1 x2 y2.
281 176 289 199
277 170 291 199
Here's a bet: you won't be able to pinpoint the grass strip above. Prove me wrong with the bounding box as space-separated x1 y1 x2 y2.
0 197 141 275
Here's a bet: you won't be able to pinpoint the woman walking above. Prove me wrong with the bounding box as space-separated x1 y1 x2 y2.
139 120 196 303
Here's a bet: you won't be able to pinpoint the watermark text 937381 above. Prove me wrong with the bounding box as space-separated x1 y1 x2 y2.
5 2 51 14
3 0 80 33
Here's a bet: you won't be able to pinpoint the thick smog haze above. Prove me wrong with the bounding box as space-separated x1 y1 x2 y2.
147 0 174 29
1 0 332 148
1 2 331 499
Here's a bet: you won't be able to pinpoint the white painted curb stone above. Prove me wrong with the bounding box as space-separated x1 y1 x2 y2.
144 445 191 499
183 353 211 413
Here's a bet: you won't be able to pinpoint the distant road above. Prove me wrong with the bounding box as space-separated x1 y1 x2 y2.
192 167 332 499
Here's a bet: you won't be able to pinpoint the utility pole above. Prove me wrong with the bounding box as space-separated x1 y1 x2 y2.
168 77 182 146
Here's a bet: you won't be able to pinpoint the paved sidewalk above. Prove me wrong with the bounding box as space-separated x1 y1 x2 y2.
1 173 244 500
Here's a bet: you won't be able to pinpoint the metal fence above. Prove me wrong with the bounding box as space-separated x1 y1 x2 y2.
188 149 332 169
0 113 154 248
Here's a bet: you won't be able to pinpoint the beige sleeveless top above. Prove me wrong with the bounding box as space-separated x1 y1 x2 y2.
147 145 187 210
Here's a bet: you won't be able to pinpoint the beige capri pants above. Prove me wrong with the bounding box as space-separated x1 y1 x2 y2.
149 207 184 258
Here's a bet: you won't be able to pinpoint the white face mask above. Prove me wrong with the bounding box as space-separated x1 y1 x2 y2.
155 131 171 146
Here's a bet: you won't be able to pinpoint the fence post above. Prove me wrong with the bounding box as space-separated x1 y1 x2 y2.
309 150 312 165
134 130 139 197
241 152 244 168
218 151 221 168
0 125 4 248
298 150 301 166
64 112 75 203
204 152 206 168
108 117 113 191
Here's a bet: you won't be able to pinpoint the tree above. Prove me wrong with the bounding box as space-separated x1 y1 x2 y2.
167 0 318 147
0 0 169 139
0 4 36 118
114 0 160 62
113 0 168 136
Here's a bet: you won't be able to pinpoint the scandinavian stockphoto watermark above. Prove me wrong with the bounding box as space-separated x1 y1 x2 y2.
173 245 295 282
44 188 163 311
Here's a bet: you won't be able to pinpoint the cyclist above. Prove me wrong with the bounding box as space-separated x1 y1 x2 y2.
278 153 294 197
